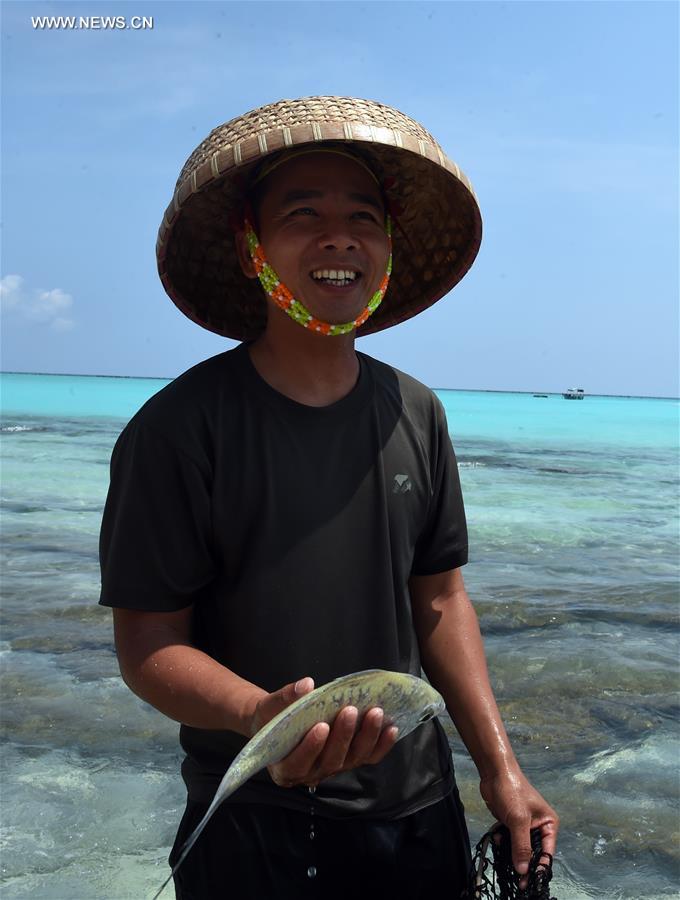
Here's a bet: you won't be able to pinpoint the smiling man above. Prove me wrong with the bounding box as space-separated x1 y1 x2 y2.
99 97 558 899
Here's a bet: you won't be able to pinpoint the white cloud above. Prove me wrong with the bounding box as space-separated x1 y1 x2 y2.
0 275 75 331
0 274 23 309
52 317 76 333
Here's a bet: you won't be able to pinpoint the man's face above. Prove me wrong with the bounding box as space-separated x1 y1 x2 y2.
251 152 390 326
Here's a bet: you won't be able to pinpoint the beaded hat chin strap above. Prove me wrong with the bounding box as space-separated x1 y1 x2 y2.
244 216 393 337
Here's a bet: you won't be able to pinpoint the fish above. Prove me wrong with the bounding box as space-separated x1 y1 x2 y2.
151 669 445 899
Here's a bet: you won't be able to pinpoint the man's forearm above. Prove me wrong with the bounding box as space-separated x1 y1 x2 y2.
113 606 266 735
411 570 559 875
410 573 520 779
111 606 400 790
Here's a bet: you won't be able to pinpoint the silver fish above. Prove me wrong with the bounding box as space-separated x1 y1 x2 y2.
152 669 444 899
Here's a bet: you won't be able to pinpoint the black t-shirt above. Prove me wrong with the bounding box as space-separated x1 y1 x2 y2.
99 343 468 819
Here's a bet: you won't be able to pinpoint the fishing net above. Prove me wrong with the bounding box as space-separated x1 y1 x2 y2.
462 824 556 900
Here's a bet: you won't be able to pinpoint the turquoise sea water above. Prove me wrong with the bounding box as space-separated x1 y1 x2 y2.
1 370 678 899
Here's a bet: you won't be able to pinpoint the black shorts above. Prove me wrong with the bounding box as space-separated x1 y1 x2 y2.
169 790 471 900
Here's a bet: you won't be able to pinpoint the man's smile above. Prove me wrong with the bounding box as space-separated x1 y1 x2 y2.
310 268 362 288
242 152 391 330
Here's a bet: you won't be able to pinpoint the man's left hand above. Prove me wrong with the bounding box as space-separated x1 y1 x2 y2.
480 768 559 890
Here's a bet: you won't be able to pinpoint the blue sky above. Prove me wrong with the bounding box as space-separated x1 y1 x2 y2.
1 1 678 396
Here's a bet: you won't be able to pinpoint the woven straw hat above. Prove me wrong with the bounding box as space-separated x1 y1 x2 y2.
157 96 482 340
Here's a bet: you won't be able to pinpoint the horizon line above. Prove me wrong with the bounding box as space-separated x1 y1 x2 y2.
1 370 678 402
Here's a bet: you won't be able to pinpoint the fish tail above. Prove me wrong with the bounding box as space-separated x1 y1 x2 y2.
149 754 258 899
148 797 220 900
150 869 174 900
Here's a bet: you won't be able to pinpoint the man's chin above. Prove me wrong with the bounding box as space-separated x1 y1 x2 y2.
302 300 370 327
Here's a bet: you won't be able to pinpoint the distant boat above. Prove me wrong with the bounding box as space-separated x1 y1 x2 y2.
563 387 585 400
533 394 549 398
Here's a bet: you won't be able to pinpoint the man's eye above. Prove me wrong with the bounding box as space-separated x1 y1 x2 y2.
289 207 316 216
352 211 379 222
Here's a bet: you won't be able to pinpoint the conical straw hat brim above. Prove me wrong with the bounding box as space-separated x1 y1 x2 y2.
157 97 482 340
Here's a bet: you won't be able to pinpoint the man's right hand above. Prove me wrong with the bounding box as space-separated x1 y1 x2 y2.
250 677 399 789
112 608 397 784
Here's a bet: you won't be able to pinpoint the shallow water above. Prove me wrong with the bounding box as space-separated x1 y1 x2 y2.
1 373 678 898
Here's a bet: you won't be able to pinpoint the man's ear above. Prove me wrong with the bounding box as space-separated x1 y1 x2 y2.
234 229 257 279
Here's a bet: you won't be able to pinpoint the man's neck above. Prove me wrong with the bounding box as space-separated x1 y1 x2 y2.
248 317 360 408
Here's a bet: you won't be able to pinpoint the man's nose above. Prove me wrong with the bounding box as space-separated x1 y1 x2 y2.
317 220 358 251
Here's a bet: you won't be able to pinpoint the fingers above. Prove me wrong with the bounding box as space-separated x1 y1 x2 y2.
509 812 559 890
537 815 559 859
252 677 315 734
270 706 398 789
479 771 559 888
269 720 331 786
315 706 398 775
350 705 384 756
270 708 357 788
345 707 387 766
315 705 359 775
507 815 532 889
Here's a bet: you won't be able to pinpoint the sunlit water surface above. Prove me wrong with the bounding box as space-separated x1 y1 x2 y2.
1 372 678 898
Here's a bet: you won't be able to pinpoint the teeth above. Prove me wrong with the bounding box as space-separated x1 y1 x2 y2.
311 269 358 281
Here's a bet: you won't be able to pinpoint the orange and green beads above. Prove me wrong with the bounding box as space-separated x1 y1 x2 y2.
245 217 392 336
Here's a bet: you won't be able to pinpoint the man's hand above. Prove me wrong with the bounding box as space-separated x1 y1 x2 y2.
410 568 559 889
480 768 559 890
250 677 399 788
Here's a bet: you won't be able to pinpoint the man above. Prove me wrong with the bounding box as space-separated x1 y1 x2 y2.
100 97 558 899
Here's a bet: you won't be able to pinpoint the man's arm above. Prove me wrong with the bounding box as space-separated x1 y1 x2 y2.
112 606 397 785
409 567 559 884
113 606 266 733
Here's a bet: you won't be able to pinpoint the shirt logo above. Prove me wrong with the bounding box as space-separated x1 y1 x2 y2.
392 473 412 494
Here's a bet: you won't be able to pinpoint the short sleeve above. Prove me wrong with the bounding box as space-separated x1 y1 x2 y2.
411 398 468 575
99 420 216 611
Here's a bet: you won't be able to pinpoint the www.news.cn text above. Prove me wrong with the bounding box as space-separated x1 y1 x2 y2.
31 16 153 30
